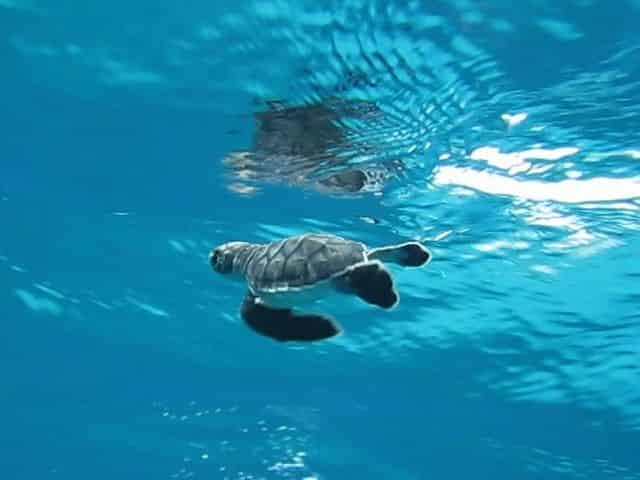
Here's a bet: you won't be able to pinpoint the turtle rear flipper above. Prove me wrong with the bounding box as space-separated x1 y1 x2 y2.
336 260 399 309
241 293 341 342
367 242 431 267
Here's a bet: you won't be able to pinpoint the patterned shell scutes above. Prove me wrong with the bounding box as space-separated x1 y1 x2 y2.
245 234 367 292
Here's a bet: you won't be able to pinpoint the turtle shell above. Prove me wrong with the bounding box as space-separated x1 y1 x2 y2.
245 234 367 293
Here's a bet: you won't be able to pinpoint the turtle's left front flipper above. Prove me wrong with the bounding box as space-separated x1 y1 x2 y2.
240 293 341 342
335 260 399 309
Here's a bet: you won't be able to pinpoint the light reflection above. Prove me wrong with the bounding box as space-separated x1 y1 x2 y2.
501 112 528 127
474 240 530 253
469 146 580 171
434 166 640 203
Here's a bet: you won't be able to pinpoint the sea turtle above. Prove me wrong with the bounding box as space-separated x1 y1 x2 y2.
209 233 431 342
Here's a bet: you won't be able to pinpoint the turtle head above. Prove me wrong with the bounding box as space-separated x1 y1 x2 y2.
209 241 252 275
317 169 368 193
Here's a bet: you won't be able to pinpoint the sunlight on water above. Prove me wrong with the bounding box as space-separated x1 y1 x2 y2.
434 166 640 203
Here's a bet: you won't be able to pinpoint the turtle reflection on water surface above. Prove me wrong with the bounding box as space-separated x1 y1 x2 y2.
223 99 403 196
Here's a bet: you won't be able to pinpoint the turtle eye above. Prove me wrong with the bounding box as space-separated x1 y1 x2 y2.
210 250 220 269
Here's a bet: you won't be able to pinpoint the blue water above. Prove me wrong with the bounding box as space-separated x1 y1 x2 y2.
2 0 640 478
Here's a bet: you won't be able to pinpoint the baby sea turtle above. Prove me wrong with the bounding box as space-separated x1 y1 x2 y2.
209 233 431 342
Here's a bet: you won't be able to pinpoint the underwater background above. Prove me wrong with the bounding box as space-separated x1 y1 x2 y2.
2 0 640 478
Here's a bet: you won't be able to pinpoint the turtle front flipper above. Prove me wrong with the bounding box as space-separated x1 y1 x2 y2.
240 293 341 342
367 242 431 267
335 260 399 309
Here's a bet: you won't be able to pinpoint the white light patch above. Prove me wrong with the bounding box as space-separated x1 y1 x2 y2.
530 264 558 275
501 112 528 127
434 166 640 203
15 289 63 315
33 283 66 300
126 297 169 317
469 146 579 171
474 240 530 253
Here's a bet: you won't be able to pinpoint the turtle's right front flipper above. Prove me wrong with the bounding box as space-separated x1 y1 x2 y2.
367 242 431 267
240 293 341 342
